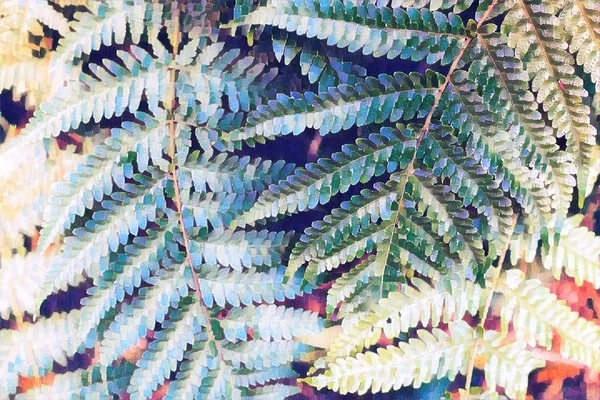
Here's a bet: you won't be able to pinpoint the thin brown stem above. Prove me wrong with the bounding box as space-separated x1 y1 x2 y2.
166 6 223 358
379 0 498 296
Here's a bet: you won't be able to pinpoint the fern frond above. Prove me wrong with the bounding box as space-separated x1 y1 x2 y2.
503 0 596 200
237 127 415 228
40 169 168 298
305 220 394 281
442 70 553 231
542 215 600 288
98 263 190 366
200 363 242 399
0 138 81 256
464 28 575 221
326 254 386 315
230 0 466 65
559 0 600 92
189 229 291 270
15 363 135 400
234 366 298 387
222 304 324 342
418 124 513 253
497 269 600 370
304 321 476 395
242 384 301 400
181 150 295 195
0 57 52 102
322 278 484 364
51 2 151 74
223 339 310 370
128 297 204 400
218 70 444 148
1 310 81 392
77 223 176 345
290 180 398 273
196 265 301 307
272 31 367 92
481 334 545 400
180 47 273 114
382 0 475 12
0 253 48 319
39 114 170 251
21 47 169 146
164 334 216 400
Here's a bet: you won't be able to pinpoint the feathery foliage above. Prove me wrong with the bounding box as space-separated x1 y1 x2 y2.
1 0 600 398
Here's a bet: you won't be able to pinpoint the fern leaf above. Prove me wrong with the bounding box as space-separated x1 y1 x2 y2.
234 366 298 387
39 114 170 251
326 254 387 315
22 47 169 145
181 192 255 230
189 229 291 270
1 310 81 394
201 364 242 399
442 71 552 232
385 0 475 12
559 0 600 92
51 2 150 73
503 0 596 201
181 150 295 195
222 304 324 342
223 339 310 370
230 0 466 65
465 28 575 222
217 70 444 148
242 384 301 400
272 31 367 92
39 170 167 298
15 363 135 400
290 180 398 273
128 298 204 400
481 334 545 400
322 278 484 364
498 269 600 370
237 127 416 228
542 215 600 288
418 124 513 253
305 220 394 281
0 57 51 102
304 321 476 395
98 263 190 366
408 173 488 270
164 335 216 400
181 48 272 114
77 223 175 345
0 253 48 319
196 265 301 308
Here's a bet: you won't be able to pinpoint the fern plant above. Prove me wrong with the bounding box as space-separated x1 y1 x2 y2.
1 0 600 399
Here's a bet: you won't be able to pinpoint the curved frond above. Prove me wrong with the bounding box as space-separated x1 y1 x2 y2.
222 304 324 342
237 127 415 227
503 0 596 200
481 334 545 400
230 0 466 65
321 278 484 364
498 269 600 370
217 70 444 148
304 321 477 395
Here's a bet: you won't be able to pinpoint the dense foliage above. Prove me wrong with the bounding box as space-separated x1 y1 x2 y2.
1 0 600 398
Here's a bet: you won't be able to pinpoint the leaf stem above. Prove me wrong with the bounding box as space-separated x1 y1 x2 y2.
379 0 499 296
166 6 224 359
